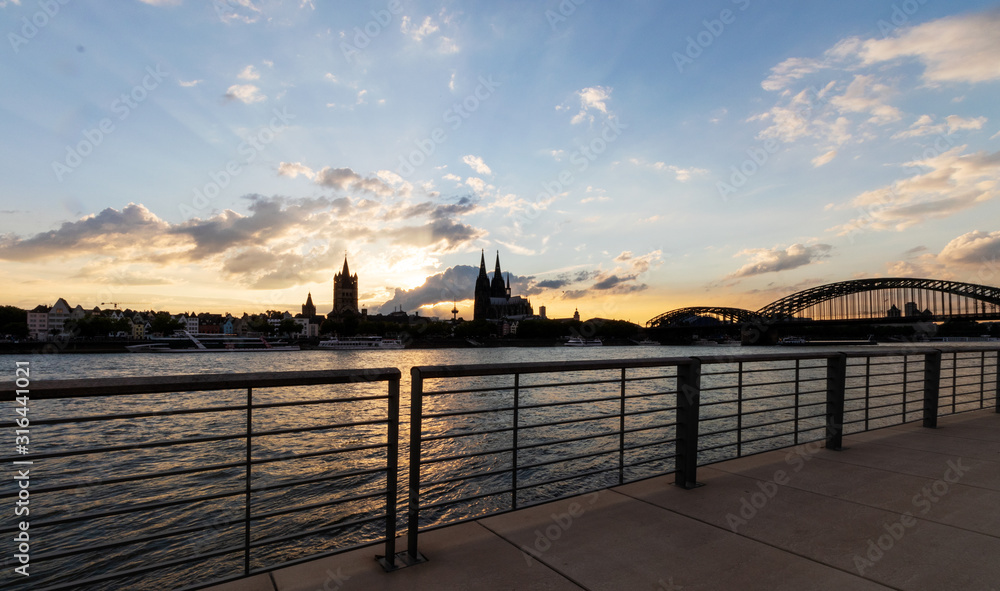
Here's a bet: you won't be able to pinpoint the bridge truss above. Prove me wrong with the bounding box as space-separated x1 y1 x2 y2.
647 278 1000 327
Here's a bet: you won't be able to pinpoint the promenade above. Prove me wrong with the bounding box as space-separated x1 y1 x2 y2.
205 409 1000 591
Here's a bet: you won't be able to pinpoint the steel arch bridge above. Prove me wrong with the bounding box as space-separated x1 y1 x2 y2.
645 306 760 328
646 278 1000 327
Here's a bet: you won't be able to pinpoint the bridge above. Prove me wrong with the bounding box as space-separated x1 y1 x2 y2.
647 278 1000 328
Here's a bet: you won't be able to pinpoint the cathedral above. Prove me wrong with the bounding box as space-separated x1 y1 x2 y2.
332 256 359 315
474 251 533 322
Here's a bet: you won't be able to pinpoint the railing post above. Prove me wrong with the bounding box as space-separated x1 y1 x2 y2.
377 376 400 571
405 368 428 566
675 359 702 489
995 351 1000 414
512 373 520 510
244 386 252 576
923 350 942 428
619 367 626 485
825 355 846 450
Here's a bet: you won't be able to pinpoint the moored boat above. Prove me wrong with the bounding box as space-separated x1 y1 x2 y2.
318 335 404 350
126 331 299 353
564 336 603 347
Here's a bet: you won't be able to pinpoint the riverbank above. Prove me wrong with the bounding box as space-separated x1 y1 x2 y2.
0 336 654 355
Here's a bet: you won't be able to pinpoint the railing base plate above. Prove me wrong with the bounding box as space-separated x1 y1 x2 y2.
673 481 704 490
377 551 428 572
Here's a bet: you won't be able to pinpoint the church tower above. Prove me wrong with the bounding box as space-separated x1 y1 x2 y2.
333 256 359 315
302 292 316 318
474 250 491 321
490 252 507 298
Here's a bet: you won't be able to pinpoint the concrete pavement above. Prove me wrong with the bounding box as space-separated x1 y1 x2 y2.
202 409 1000 591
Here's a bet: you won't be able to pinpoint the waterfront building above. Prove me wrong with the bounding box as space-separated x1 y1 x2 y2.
27 305 50 340
333 256 360 316
473 251 533 322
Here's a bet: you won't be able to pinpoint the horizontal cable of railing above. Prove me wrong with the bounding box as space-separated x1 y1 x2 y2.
0 368 401 591
406 346 1000 562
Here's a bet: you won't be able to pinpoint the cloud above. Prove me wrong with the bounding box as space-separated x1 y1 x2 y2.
568 86 613 125
215 0 262 24
938 230 1000 265
462 155 492 176
831 146 1000 234
858 10 1000 84
753 10 1000 158
727 244 833 279
828 74 901 124
812 150 837 167
277 162 316 180
401 15 439 41
377 265 478 313
629 158 708 181
238 65 260 81
762 57 828 92
314 167 396 196
0 203 173 261
892 114 988 139
178 79 202 87
224 84 266 104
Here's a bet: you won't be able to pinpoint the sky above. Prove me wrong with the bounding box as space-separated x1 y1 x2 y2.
1 0 999 324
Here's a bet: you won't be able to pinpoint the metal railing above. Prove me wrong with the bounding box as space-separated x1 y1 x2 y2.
405 347 1000 560
0 368 402 591
3 346 999 588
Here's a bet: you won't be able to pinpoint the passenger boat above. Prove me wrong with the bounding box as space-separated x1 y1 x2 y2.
126 331 299 353
317 335 404 350
564 336 603 346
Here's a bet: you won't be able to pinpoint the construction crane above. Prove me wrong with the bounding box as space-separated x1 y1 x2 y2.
101 302 145 310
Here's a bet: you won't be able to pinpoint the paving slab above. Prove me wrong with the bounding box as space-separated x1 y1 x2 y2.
198 410 999 591
269 522 580 591
618 453 1000 590
480 487 890 591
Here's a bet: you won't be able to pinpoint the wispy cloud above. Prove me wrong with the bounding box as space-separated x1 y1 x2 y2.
726 244 833 279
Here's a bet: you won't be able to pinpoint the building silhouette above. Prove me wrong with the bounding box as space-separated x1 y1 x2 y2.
332 256 359 315
473 251 533 322
302 292 316 319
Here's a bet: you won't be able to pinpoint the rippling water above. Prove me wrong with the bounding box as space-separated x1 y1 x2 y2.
3 342 983 589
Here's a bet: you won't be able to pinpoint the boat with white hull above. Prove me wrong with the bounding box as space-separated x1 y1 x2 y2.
318 336 404 350
126 331 299 353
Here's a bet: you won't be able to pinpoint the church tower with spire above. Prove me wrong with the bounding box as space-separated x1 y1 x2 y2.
474 250 491 321
473 250 532 323
333 256 359 315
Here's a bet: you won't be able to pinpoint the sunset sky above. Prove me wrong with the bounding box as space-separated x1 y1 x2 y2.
1 0 999 323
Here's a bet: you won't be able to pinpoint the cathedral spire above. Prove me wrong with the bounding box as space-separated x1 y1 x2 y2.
478 249 488 278
341 255 351 277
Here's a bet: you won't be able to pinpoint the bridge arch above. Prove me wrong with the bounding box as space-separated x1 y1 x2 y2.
755 277 1000 321
646 278 1000 327
646 306 759 328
